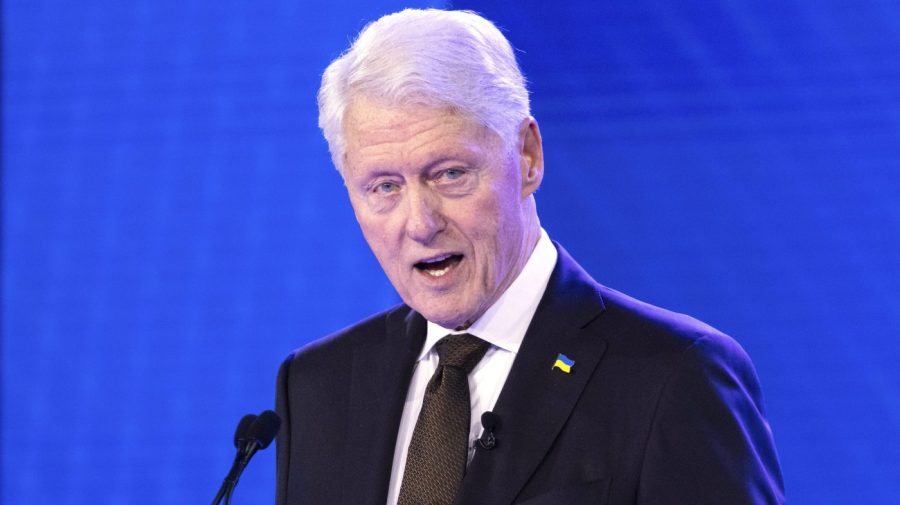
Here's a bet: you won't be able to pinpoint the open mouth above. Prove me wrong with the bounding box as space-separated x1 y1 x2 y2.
414 254 464 277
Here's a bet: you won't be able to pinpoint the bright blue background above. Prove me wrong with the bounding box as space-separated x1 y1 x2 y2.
3 1 899 503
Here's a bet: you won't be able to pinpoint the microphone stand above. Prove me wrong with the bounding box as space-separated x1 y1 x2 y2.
211 441 259 505
211 410 280 505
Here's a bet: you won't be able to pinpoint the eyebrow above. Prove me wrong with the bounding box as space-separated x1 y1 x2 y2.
354 155 468 180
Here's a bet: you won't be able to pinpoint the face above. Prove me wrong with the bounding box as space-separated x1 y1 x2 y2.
342 96 544 329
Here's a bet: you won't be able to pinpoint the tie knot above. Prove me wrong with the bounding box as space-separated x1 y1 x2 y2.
436 333 490 373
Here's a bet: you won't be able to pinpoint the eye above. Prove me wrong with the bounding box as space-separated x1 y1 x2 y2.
372 181 399 194
431 166 477 196
438 168 466 181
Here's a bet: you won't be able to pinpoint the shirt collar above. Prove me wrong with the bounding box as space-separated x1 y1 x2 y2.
419 228 558 361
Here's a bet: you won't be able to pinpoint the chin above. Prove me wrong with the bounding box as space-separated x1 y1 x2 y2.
412 301 473 329
419 310 464 329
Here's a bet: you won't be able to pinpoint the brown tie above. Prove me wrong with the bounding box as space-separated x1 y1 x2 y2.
397 333 490 505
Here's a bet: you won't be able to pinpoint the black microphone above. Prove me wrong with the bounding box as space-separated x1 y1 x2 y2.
243 410 280 451
233 414 258 448
477 411 500 450
212 410 282 505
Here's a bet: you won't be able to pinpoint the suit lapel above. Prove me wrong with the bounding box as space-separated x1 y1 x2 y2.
344 307 426 505
456 245 608 505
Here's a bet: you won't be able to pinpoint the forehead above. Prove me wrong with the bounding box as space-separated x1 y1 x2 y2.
344 98 464 146
342 96 500 174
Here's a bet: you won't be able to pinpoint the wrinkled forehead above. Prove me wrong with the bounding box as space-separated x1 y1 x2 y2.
344 94 496 145
345 95 454 135
341 95 505 176
344 91 474 128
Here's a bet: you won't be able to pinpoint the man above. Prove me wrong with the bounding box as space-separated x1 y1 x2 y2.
276 8 783 505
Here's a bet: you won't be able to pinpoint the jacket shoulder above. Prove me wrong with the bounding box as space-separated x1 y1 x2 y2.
280 303 412 375
596 284 745 360
552 243 740 359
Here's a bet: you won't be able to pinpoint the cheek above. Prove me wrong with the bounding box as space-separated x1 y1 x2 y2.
357 215 409 278
482 192 527 269
464 199 515 274
356 219 379 250
474 189 521 240
354 200 393 243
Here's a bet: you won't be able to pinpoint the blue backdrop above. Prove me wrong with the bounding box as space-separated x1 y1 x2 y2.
3 1 899 503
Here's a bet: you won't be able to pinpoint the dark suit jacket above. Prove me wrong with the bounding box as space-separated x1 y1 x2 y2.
276 244 784 504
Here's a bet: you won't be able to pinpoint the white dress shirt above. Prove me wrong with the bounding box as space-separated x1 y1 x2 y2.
385 229 558 505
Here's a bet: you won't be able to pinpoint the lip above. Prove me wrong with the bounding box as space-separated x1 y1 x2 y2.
412 252 462 268
412 252 465 284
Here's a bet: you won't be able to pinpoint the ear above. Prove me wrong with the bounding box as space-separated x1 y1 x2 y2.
517 117 544 198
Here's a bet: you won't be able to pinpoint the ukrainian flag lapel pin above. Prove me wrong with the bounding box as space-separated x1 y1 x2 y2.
552 353 575 374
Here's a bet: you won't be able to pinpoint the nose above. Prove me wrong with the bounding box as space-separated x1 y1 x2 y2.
405 187 445 244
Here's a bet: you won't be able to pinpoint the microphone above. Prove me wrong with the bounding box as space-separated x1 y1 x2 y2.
233 414 258 448
212 410 282 505
477 411 500 450
244 410 281 451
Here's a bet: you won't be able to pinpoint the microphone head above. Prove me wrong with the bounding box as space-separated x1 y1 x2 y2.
234 414 258 448
481 411 500 431
247 410 282 450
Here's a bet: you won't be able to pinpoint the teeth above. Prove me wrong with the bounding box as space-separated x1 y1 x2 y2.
426 266 450 277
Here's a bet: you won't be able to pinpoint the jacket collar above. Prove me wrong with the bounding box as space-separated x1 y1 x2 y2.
454 243 609 505
343 306 426 505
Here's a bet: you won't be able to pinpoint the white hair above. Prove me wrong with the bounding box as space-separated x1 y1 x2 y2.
317 9 531 175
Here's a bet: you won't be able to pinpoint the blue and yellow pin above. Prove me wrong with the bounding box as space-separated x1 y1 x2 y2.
552 353 575 374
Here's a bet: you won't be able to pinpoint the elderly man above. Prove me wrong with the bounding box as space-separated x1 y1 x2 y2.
276 8 783 505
